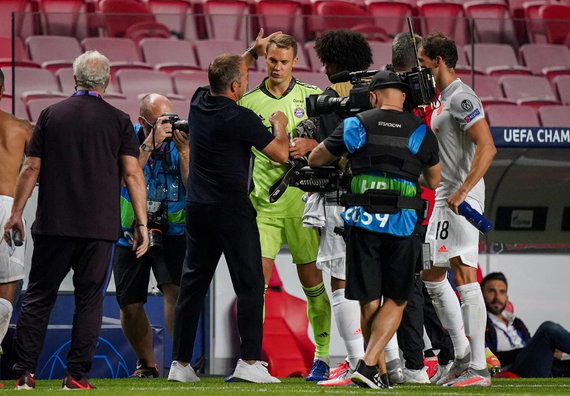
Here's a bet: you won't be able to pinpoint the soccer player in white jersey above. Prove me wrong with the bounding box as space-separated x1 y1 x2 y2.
417 32 497 387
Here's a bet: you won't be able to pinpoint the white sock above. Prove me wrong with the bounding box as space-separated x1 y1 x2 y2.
422 325 433 351
0 298 13 344
332 288 364 369
457 282 487 371
384 332 400 362
424 279 470 360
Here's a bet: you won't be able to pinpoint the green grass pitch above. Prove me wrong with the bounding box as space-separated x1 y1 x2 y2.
1 377 570 395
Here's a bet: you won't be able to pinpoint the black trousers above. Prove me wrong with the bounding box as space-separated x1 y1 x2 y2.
13 235 114 379
172 202 264 362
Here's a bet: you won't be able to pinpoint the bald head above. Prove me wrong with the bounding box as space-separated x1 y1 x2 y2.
138 93 173 132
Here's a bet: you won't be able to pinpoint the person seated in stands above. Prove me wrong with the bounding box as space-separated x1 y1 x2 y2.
482 272 570 377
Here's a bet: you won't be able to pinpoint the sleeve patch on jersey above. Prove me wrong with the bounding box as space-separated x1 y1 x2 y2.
464 108 480 123
461 99 473 112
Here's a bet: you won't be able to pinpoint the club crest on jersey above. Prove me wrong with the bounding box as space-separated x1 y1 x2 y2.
294 107 305 118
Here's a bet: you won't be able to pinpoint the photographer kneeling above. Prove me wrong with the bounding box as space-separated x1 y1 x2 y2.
113 93 189 377
308 71 441 389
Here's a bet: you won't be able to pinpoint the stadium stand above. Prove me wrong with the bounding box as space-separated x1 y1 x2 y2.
25 96 65 122
365 1 415 39
193 39 244 71
25 35 83 71
464 43 531 76
139 37 200 73
171 70 209 97
0 36 39 68
254 0 304 42
115 68 181 99
539 3 570 45
2 66 64 101
202 0 249 41
538 105 570 127
553 76 570 105
463 0 518 46
500 75 559 107
417 0 469 45
147 0 198 41
519 44 570 76
485 104 541 127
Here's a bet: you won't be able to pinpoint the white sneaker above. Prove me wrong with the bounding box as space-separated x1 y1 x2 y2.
167 361 200 382
437 354 470 385
403 367 430 384
231 359 280 383
386 359 404 384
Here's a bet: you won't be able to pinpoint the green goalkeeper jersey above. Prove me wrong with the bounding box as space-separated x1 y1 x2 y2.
238 77 322 217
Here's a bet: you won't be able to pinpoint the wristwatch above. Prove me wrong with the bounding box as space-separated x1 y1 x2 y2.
141 143 153 152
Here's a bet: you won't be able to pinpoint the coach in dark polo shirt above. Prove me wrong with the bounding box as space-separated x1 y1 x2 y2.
168 35 290 383
3 50 148 390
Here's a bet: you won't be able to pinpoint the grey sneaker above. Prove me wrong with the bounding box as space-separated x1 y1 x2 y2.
231 359 280 383
445 367 491 387
167 361 199 382
437 353 470 385
386 358 404 384
403 367 430 384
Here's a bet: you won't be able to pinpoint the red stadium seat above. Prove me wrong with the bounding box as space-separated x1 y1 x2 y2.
464 43 530 76
147 0 198 41
303 41 323 73
519 44 570 75
2 67 63 102
193 39 244 71
500 75 560 110
115 69 180 99
553 75 570 105
366 1 414 38
0 0 37 38
247 70 268 89
26 35 82 71
462 74 504 100
538 105 570 126
99 0 164 38
463 0 518 46
105 97 141 124
539 4 570 45
369 41 393 71
171 70 209 97
202 0 249 41
0 36 40 68
37 0 92 38
523 0 549 44
255 0 304 42
139 38 200 73
309 1 373 39
485 104 540 127
417 0 469 45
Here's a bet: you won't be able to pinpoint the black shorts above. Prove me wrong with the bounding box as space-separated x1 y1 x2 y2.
113 234 185 308
345 225 418 303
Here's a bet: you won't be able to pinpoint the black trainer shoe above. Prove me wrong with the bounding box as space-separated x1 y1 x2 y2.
350 360 391 389
131 360 159 378
62 374 96 389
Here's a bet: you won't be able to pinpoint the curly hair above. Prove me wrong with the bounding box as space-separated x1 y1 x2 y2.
314 30 373 72
419 32 458 69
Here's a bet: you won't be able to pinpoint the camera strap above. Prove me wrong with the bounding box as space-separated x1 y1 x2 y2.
268 158 308 203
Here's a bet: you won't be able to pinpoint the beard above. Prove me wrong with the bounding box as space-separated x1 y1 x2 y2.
486 300 505 316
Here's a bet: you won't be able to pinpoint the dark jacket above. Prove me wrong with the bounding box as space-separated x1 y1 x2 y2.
485 314 532 368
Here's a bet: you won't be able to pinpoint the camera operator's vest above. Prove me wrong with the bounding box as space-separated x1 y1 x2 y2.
342 108 425 215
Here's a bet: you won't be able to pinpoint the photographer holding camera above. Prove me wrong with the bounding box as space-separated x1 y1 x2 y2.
309 70 441 389
113 93 189 378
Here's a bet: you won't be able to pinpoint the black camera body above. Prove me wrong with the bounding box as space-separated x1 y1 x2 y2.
386 65 438 112
306 70 378 118
162 113 189 134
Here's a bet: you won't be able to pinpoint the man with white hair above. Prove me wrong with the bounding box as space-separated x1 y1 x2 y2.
4 50 148 390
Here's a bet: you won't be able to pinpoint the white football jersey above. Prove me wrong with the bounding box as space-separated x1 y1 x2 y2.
430 78 486 207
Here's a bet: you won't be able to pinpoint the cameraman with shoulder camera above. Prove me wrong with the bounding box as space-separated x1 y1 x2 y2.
112 93 189 378
309 30 372 387
309 70 441 389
